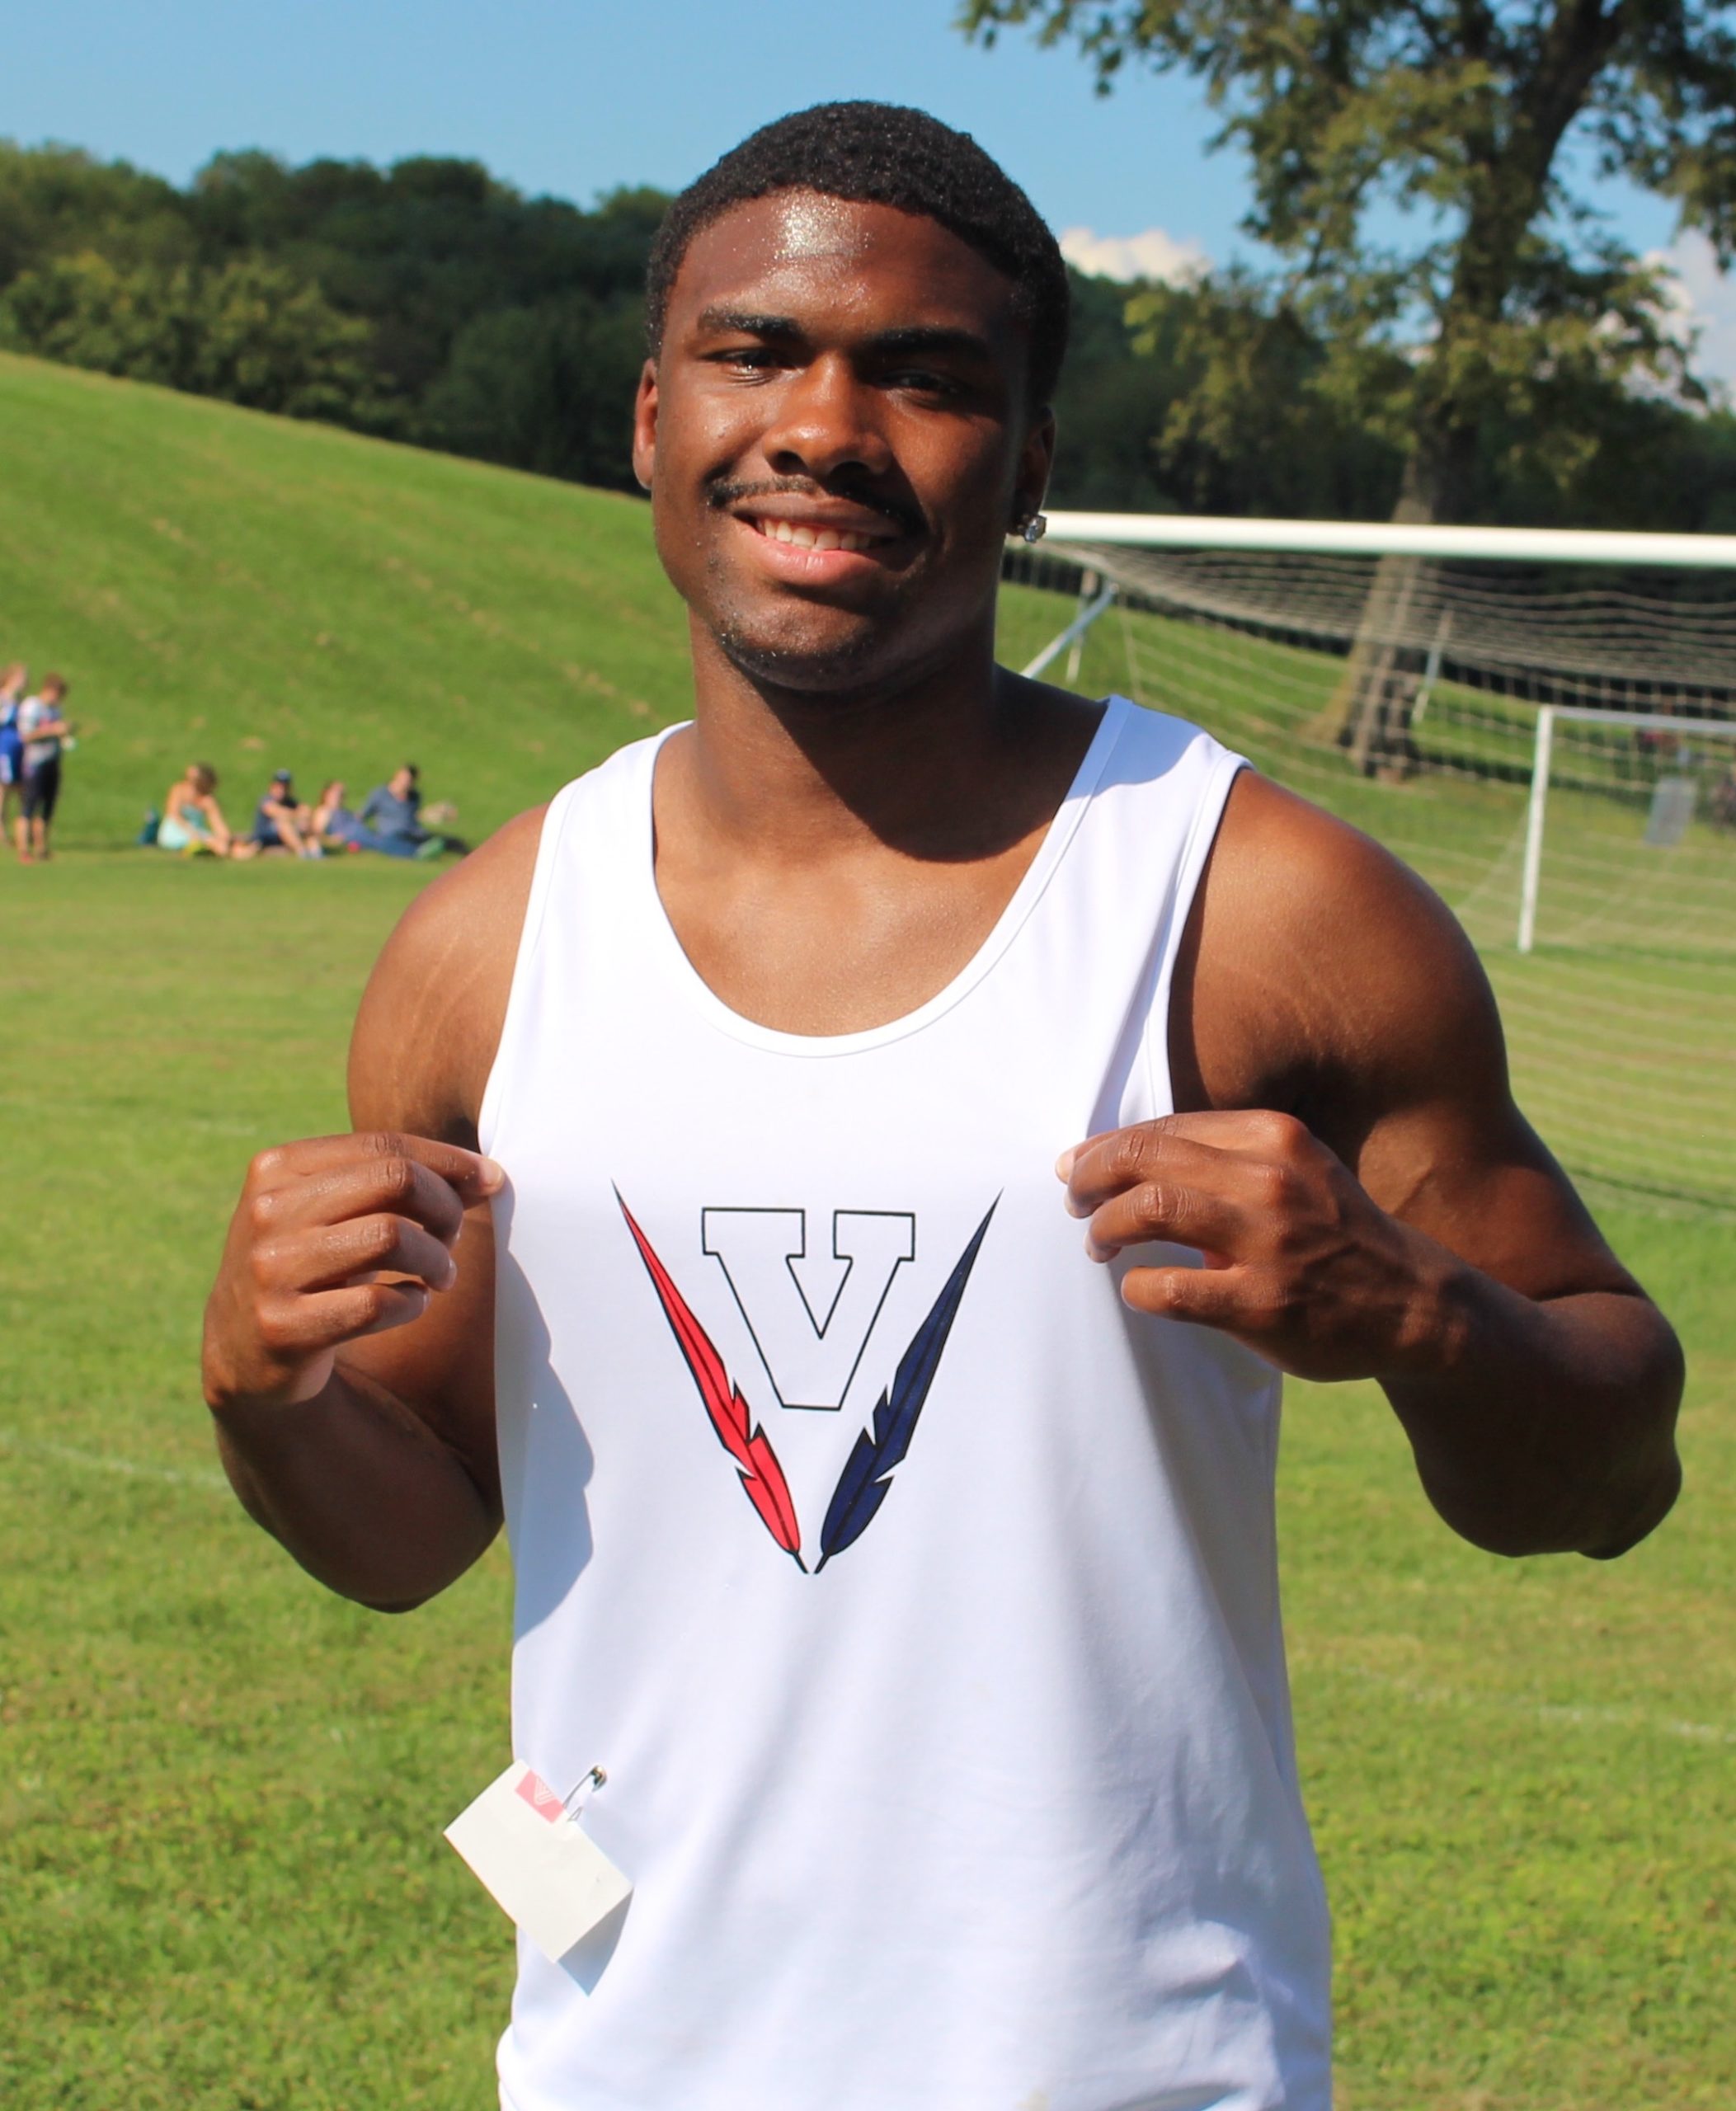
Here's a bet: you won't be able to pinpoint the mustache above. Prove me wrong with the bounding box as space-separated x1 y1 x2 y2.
706 477 921 538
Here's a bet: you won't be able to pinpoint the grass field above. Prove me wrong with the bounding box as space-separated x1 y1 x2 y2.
2 355 1733 2109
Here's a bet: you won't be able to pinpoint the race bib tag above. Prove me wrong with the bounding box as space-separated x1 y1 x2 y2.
445 1762 632 1964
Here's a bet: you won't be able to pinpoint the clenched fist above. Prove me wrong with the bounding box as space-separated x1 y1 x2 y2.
1058 1108 1460 1384
203 1131 504 1417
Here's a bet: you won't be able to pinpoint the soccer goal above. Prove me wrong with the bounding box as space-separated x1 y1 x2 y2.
1003 512 1736 1215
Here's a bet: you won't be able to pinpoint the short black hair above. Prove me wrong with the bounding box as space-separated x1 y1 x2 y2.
647 101 1069 409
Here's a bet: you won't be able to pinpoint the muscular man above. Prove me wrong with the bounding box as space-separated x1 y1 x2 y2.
203 104 1682 2111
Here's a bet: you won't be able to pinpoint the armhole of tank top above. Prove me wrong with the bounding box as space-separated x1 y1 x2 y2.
1143 743 1248 1119
476 782 578 1159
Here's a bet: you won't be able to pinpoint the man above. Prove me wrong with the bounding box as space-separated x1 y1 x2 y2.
252 769 318 858
202 105 1682 2111
358 762 469 858
16 672 73 863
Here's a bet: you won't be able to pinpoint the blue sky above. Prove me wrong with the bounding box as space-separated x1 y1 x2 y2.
12 0 1733 379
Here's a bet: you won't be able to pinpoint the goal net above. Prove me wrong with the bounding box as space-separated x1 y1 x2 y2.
1000 515 1736 1215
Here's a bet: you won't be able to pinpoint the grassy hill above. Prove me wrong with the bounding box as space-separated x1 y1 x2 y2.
0 351 692 845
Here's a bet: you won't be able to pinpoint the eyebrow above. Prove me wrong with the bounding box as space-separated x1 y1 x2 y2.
692 309 998 365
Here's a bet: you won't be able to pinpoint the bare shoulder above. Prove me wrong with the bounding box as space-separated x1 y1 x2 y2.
1175 768 1644 1296
348 804 548 1146
1180 768 1498 1121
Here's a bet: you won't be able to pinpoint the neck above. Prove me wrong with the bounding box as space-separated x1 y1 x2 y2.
675 609 1044 867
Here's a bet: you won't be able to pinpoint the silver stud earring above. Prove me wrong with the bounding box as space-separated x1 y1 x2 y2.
1019 512 1048 545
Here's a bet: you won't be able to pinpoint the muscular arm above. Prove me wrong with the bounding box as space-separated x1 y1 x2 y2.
202 808 543 1609
1069 771 1682 1560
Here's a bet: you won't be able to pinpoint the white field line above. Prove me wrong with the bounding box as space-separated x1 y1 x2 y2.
0 1425 227 1493
1329 1662 1736 1750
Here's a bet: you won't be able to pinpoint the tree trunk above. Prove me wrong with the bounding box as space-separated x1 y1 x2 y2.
1316 440 1463 774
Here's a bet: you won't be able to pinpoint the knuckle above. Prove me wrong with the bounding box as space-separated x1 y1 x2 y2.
255 1302 298 1354
247 1188 279 1234
376 1154 419 1203
1134 1180 1174 1231
247 1147 285 1187
358 1215 402 1262
1108 1130 1149 1183
1255 1110 1308 1158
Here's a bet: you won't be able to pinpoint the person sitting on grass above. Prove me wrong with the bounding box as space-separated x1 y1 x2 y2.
251 769 321 858
16 673 73 864
308 778 397 857
358 763 469 858
158 763 258 858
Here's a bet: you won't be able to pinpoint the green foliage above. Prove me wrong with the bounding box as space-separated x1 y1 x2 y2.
0 252 377 419
962 0 1736 520
1053 259 1736 527
421 295 646 486
0 139 670 490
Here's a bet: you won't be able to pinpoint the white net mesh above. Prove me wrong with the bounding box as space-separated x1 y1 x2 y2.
999 538 1736 1215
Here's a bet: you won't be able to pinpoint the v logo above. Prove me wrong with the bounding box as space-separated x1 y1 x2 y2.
700 1208 915 1412
619 1191 995 1570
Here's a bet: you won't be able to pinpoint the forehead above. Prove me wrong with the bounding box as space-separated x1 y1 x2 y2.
666 189 1025 347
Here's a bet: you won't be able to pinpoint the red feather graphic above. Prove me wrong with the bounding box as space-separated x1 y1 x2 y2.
616 1193 803 1563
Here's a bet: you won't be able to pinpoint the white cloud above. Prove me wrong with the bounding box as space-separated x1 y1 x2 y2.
1649 230 1736 398
1059 224 1210 287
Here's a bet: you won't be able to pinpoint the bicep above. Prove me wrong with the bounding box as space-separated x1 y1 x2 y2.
1306 844 1635 1305
1192 771 1635 1306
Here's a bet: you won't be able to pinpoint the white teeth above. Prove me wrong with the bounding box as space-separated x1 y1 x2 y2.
753 519 875 552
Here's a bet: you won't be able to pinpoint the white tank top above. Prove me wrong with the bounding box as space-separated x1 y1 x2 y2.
480 697 1329 2111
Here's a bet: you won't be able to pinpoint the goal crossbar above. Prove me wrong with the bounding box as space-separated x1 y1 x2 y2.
1003 512 1736 1211
1042 510 1736 570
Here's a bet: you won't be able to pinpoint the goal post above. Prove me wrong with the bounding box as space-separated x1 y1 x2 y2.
1000 510 1736 1215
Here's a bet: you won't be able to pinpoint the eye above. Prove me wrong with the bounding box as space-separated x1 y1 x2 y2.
710 345 783 376
887 367 956 396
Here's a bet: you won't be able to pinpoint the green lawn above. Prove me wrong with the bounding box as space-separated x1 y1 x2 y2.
2 357 1731 2109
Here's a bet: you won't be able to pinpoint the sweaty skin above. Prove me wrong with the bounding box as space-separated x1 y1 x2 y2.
202 188 1682 1611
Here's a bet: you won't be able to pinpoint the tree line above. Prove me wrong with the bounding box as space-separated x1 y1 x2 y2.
3 136 1734 530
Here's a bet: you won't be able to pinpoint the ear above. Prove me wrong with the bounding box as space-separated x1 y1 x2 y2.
632 359 659 491
1010 407 1056 534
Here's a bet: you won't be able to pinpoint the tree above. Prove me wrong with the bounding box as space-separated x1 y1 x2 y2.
0 252 377 421
962 2 1736 520
962 0 1736 764
421 295 647 485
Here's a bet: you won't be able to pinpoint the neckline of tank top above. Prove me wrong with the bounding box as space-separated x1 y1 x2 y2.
632 693 1131 1060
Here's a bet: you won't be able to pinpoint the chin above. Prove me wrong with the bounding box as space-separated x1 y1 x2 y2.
713 613 892 695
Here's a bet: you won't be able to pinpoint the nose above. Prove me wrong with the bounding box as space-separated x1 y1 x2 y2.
761 352 892 483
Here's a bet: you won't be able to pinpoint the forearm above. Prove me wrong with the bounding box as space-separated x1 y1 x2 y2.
212 1363 498 1610
1386 1258 1684 1559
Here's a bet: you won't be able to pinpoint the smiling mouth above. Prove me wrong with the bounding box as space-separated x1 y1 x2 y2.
742 515 896 554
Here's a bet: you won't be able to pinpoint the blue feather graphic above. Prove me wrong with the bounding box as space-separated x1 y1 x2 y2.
816 1201 997 1570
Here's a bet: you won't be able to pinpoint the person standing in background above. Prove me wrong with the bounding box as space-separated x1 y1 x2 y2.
0 663 26 853
16 673 72 863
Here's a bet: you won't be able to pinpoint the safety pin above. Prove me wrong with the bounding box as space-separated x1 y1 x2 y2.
562 1765 606 1818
